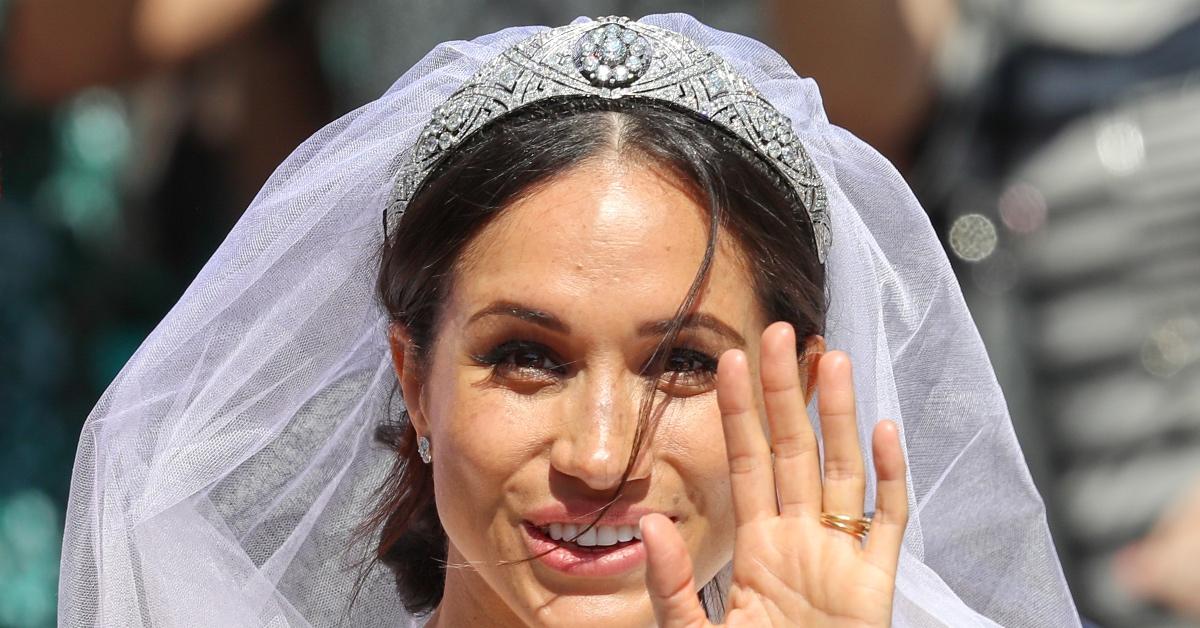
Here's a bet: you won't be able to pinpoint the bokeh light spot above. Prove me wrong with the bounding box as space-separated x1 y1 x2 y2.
60 89 131 173
949 213 998 263
37 172 119 244
1141 316 1200 378
998 182 1047 234
971 248 1020 294
1096 117 1146 175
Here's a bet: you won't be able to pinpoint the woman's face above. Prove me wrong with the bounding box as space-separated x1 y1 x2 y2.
400 156 771 626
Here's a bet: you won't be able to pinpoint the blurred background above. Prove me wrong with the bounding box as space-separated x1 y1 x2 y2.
1 1 1198 626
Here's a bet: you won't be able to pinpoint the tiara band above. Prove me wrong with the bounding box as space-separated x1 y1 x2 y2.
387 16 831 262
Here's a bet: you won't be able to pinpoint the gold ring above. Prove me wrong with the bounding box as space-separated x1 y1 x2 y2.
820 512 872 539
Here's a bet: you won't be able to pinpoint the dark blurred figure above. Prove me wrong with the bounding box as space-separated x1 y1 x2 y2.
771 2 1200 627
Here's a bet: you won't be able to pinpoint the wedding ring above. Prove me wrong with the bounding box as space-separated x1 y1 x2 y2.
820 512 872 539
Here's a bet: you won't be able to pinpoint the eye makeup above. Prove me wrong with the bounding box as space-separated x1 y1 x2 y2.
470 339 569 381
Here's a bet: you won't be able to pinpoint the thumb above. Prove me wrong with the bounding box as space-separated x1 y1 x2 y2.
641 514 710 628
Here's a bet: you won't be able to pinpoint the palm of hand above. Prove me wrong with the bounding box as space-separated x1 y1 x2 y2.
640 322 908 627
720 517 898 627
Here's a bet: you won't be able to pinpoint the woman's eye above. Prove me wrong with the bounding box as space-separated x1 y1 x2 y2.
661 348 718 380
654 348 717 395
473 341 566 378
507 348 559 371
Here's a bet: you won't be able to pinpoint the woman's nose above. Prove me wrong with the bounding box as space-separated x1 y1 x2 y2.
548 372 651 491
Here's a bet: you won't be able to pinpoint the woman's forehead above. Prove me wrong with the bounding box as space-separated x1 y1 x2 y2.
450 161 759 327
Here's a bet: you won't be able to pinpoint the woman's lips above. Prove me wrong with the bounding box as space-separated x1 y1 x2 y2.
523 503 670 528
522 522 649 577
520 503 678 577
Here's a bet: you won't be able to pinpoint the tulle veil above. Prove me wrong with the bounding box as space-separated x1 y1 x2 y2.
58 14 1080 627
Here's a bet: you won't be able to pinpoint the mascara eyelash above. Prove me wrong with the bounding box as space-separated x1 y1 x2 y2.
471 340 568 377
649 347 719 391
667 347 718 374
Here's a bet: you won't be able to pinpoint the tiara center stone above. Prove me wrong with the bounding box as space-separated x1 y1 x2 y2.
574 23 652 87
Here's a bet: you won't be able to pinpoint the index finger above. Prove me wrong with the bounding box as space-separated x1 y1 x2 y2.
760 322 822 518
717 348 778 526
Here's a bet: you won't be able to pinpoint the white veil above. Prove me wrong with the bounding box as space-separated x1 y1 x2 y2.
58 14 1081 627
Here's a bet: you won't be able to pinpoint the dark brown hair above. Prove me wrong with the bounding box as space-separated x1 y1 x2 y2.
365 97 826 617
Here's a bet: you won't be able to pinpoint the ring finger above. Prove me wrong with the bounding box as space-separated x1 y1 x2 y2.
816 351 866 528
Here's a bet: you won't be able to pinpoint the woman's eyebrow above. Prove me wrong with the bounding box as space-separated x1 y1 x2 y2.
467 300 569 333
466 302 744 346
638 313 746 346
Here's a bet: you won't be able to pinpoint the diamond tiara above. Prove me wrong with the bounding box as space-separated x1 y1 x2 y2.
387 16 831 262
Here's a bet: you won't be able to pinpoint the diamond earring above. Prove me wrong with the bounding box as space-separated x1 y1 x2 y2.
417 435 432 464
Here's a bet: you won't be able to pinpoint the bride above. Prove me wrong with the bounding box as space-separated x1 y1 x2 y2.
59 15 1080 627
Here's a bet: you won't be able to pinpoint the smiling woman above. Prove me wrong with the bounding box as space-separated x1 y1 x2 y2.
370 98 828 624
60 14 1080 628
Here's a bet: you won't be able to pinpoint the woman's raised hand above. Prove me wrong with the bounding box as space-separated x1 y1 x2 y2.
641 321 908 627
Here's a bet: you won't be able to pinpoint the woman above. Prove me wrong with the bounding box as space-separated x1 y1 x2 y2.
58 15 1080 627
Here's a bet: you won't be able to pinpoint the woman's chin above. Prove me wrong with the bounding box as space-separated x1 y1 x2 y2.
489 525 655 624
514 586 655 628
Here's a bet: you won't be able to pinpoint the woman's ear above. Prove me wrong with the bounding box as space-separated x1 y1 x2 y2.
388 323 430 436
800 334 826 405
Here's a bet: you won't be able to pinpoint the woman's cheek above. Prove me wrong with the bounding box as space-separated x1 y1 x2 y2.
438 384 554 473
428 392 507 544
660 400 737 572
430 384 553 554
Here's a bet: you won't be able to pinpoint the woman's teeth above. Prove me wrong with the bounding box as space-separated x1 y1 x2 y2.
540 522 642 546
